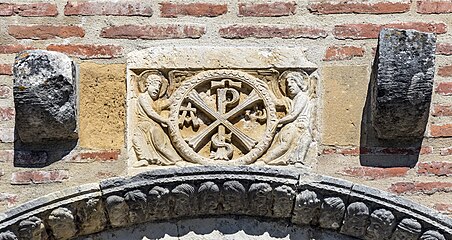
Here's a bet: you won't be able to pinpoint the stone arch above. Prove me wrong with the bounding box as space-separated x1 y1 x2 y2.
0 166 450 239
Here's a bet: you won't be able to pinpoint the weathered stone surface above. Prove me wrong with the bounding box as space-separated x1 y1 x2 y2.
79 62 125 150
292 189 321 225
84 217 358 240
322 65 369 146
105 195 129 228
18 216 46 240
76 198 107 235
371 28 436 139
127 46 317 70
13 50 77 143
129 69 315 166
0 167 451 239
0 231 17 240
340 202 370 238
47 207 77 240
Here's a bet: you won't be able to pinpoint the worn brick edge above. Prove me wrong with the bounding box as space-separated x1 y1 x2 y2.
0 166 450 239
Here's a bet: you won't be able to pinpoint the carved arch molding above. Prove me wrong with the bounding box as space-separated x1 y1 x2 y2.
0 167 450 240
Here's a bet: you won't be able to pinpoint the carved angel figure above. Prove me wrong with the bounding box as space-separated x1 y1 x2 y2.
262 71 312 165
132 71 182 166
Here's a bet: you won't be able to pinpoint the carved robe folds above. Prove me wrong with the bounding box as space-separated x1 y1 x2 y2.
127 47 318 167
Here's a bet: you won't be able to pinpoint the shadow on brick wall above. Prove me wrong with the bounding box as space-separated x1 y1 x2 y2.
359 57 425 168
13 134 77 168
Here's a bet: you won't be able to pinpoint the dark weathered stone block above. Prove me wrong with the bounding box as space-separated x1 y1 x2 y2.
13 50 77 143
371 28 436 139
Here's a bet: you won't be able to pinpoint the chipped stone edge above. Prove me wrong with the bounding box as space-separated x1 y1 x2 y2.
0 183 100 230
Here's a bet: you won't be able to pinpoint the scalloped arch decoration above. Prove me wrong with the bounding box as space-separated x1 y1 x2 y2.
0 167 450 240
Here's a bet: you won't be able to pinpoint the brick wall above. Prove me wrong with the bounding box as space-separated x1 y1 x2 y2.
0 0 451 215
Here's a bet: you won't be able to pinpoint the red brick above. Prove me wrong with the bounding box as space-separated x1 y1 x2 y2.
0 44 35 54
420 146 433 155
438 65 452 77
96 171 117 178
339 166 409 180
8 25 85 40
11 170 69 185
100 24 205 40
417 162 452 176
0 64 12 75
337 147 363 155
0 3 57 17
0 107 14 121
47 44 122 59
440 147 452 156
434 203 452 213
13 3 58 17
417 1 452 14
219 24 328 39
325 146 430 155
437 43 452 55
0 193 18 208
433 105 452 117
73 150 120 162
160 2 227 17
322 147 337 154
0 150 13 163
0 128 14 143
308 1 410 14
389 182 452 195
0 3 13 16
0 85 12 99
322 147 366 155
238 2 296 17
65 1 152 16
431 124 452 137
436 82 452 95
334 22 447 39
324 45 365 61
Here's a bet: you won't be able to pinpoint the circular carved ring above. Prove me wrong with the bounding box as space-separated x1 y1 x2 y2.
168 70 278 165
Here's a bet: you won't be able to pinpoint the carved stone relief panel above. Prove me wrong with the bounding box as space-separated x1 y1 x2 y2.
127 47 318 168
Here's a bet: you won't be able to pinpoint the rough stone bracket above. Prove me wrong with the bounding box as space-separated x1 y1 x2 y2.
371 28 436 140
13 50 77 144
0 166 450 239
